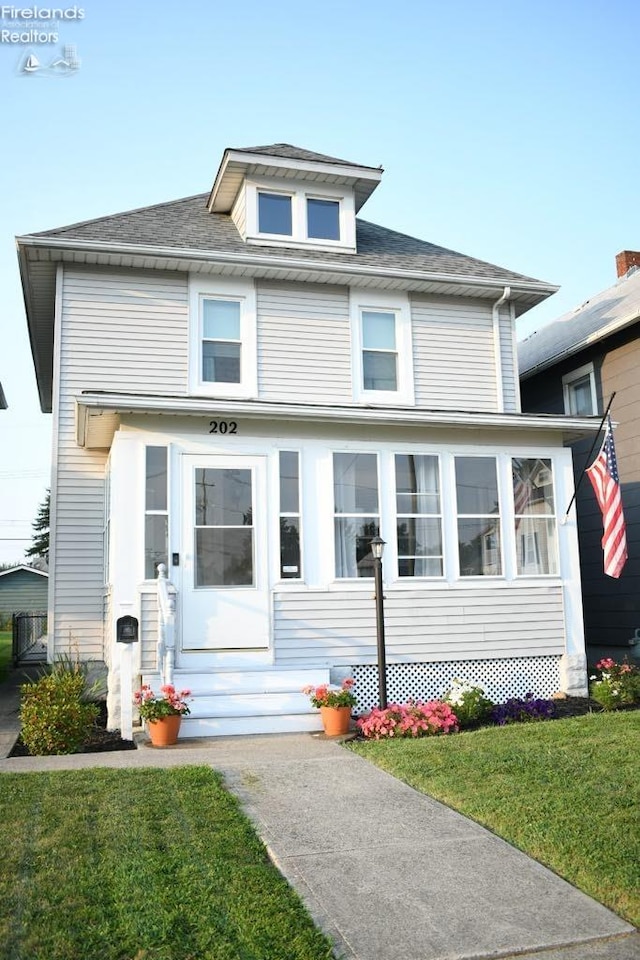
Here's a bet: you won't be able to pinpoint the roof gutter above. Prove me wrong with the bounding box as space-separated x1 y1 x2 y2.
16 235 560 299
492 286 510 412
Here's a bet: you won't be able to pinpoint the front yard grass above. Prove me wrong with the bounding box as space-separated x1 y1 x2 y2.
0 766 334 960
0 631 11 681
350 711 640 927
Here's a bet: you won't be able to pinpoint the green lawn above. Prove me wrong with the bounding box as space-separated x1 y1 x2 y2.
0 766 334 960
350 711 640 927
0 631 11 682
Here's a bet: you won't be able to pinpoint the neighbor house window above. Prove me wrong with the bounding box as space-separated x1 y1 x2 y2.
279 451 301 579
334 452 379 578
562 363 597 415
395 454 443 577
202 298 241 384
362 311 398 391
145 446 168 579
307 198 340 240
512 458 558 575
455 456 501 576
258 192 292 235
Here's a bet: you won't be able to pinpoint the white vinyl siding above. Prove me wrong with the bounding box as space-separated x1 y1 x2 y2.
231 184 247 237
411 296 498 410
499 307 518 412
257 282 352 401
51 267 188 657
273 583 565 665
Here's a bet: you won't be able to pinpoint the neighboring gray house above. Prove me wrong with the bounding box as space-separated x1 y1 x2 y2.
17 142 598 738
0 565 48 618
519 251 640 665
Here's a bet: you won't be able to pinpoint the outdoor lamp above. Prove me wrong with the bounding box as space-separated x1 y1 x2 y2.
370 535 388 709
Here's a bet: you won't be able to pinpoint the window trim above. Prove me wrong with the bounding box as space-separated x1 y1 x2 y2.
188 276 257 398
350 289 415 405
562 362 597 416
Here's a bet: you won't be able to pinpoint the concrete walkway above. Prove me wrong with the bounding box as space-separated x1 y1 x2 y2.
0 671 638 960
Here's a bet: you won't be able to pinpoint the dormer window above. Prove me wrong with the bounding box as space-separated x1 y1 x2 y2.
307 198 340 241
258 191 292 236
244 178 355 250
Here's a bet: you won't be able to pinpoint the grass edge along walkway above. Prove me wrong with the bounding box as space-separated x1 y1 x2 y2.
0 765 335 960
350 710 640 928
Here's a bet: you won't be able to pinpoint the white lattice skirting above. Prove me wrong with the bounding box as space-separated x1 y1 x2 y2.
351 656 562 713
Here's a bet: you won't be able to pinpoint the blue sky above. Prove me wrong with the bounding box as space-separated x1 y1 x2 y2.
1 0 639 562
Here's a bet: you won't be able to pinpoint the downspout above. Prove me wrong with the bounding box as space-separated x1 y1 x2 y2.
492 286 510 413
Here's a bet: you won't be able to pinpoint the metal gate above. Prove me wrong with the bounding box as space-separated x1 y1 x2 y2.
12 612 48 665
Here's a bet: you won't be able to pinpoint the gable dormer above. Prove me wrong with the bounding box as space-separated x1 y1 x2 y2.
207 143 383 253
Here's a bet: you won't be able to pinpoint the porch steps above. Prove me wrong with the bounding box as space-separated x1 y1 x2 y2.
140 667 330 738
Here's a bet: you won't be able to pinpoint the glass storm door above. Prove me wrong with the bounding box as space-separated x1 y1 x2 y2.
180 455 269 653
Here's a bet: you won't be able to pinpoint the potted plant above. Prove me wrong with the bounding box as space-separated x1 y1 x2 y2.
302 678 357 736
133 684 191 746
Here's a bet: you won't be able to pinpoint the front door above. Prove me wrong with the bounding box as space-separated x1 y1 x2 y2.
179 454 269 658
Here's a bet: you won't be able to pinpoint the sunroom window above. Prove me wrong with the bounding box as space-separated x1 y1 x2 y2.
512 458 558 575
395 454 443 577
334 452 379 578
279 451 302 580
144 446 168 579
455 456 501 576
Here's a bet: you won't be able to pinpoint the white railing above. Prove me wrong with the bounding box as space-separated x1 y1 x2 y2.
156 563 177 686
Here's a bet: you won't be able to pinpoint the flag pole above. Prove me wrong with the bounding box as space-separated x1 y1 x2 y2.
560 392 616 524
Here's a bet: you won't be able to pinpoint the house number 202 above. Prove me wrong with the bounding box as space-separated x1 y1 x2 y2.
209 420 238 435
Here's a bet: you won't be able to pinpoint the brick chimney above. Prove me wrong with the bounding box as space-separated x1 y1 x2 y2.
615 250 640 278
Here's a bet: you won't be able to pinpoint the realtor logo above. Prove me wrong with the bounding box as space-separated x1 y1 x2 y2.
20 42 79 76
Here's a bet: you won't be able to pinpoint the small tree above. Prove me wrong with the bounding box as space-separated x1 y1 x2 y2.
26 490 50 564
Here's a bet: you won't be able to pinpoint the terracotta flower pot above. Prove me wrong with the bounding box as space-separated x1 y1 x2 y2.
320 705 351 736
147 714 182 747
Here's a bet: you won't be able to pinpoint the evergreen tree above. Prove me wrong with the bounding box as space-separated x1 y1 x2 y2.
26 490 50 563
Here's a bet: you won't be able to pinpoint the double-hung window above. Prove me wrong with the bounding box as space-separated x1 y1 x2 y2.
395 454 443 577
351 291 414 404
455 456 501 576
202 298 241 384
562 363 597 415
512 458 558 575
189 277 257 397
334 452 379 578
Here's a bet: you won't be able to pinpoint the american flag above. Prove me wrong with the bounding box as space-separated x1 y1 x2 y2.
586 416 627 578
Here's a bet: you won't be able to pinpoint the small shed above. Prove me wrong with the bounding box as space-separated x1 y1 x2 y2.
0 566 48 618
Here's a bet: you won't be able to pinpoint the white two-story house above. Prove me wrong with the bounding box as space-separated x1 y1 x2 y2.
17 143 597 737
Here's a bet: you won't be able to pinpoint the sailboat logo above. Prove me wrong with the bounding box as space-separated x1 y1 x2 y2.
20 45 80 77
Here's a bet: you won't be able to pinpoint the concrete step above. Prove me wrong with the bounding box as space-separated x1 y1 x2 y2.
179 713 325 738
141 667 330 696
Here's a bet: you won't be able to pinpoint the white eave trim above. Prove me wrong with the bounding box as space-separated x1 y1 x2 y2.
76 391 600 445
16 235 559 300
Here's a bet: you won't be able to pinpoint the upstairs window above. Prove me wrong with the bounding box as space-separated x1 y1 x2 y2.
455 456 501 576
258 192 292 236
202 299 241 384
362 310 398 391
307 198 340 240
189 277 257 398
562 363 597 415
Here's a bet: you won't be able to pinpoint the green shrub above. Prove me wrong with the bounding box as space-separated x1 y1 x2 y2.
590 657 640 711
20 669 99 755
442 678 494 728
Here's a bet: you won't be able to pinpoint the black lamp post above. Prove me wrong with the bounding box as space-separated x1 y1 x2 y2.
370 535 387 709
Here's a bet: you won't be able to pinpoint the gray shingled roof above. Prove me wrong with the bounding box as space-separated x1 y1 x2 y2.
30 193 542 285
232 143 380 170
519 267 640 377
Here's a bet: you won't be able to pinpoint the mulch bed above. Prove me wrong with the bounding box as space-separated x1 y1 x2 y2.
9 702 137 757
